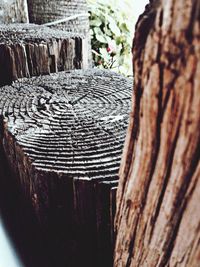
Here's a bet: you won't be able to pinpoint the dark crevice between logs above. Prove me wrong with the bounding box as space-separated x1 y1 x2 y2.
0 45 13 86
73 178 118 267
0 116 54 267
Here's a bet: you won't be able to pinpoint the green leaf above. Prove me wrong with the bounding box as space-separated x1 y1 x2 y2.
90 18 102 27
105 35 112 43
95 34 107 43
107 16 121 36
93 27 102 35
99 48 110 61
89 29 94 36
93 27 107 43
103 27 112 36
115 36 122 45
120 22 129 33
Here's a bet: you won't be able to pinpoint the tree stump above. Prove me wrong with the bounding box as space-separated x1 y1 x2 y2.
0 0 28 23
0 69 132 267
0 23 88 86
114 0 200 266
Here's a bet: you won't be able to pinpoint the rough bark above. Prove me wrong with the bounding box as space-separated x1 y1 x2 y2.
114 0 200 266
0 69 132 267
0 23 87 86
0 0 28 23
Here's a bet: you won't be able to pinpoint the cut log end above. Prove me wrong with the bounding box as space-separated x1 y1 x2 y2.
0 69 132 267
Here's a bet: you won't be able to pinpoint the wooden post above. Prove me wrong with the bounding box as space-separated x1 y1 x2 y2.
26 0 91 67
0 0 28 23
27 0 89 31
114 0 200 266
0 24 85 86
0 69 132 267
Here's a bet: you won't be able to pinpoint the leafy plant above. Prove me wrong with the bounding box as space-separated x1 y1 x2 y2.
87 0 133 76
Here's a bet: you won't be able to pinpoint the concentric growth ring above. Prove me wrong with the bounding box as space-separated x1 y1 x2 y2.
1 69 132 179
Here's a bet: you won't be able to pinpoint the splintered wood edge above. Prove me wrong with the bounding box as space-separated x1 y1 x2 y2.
0 23 88 86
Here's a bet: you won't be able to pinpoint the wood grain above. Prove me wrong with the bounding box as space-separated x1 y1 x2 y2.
0 0 28 23
114 0 200 266
0 23 88 86
0 69 132 267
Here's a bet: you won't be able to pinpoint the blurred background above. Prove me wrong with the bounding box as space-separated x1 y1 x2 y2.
87 0 149 76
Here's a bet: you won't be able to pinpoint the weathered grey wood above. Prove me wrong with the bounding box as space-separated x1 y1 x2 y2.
27 0 89 34
114 0 200 266
0 0 28 23
26 0 92 67
0 23 87 86
0 116 54 267
0 69 132 267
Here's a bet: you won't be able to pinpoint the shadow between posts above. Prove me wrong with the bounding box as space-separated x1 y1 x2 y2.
0 116 55 267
